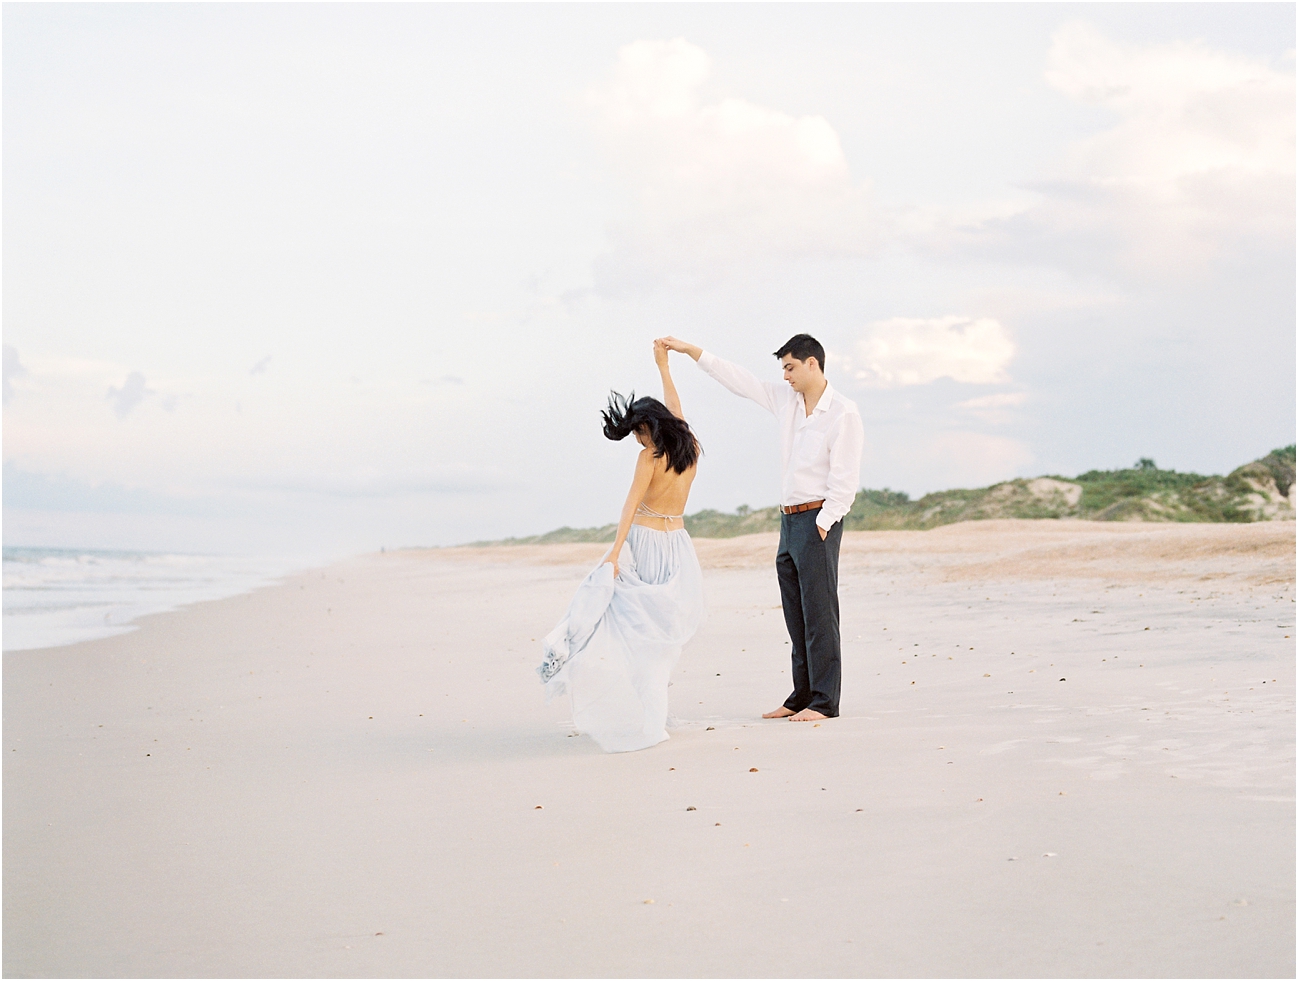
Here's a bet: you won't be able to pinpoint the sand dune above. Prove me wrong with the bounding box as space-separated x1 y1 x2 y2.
5 520 1293 977
438 518 1295 583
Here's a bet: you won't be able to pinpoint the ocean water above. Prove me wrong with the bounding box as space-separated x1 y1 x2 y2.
3 547 303 652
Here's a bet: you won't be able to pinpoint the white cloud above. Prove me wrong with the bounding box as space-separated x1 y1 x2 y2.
1026 22 1293 274
590 38 874 289
955 390 1027 425
1043 22 1292 185
911 23 1294 279
957 392 1027 410
106 371 153 419
848 316 1015 388
3 345 28 405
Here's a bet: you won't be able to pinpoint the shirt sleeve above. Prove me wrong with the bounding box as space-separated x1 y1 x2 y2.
697 350 788 415
818 404 865 531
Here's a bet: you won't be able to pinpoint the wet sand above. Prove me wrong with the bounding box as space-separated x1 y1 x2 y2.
5 519 1294 977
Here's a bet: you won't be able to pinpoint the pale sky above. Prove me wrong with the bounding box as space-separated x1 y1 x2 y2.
4 3 1294 559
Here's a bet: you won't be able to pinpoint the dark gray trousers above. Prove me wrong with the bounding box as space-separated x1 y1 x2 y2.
777 509 843 717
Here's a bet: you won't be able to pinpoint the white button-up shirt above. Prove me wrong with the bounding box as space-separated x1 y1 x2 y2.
698 350 865 532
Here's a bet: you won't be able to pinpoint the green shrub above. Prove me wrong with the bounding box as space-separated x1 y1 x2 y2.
475 447 1296 544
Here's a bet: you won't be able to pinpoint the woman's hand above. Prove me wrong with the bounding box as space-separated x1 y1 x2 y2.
656 336 702 361
653 338 669 368
604 557 620 578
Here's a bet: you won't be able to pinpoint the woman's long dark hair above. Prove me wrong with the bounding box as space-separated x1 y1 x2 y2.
602 391 700 474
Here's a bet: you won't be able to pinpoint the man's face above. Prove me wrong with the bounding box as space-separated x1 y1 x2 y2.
781 354 821 393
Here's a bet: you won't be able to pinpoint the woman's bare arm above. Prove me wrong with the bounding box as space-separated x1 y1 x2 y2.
654 339 684 419
605 448 657 577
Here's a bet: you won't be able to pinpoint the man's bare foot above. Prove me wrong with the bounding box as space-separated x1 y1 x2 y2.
789 708 828 722
762 706 796 719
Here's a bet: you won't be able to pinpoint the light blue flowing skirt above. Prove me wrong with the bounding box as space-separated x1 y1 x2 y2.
537 524 705 752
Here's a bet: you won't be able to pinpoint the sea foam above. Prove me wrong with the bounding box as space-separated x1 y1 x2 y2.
3 547 301 652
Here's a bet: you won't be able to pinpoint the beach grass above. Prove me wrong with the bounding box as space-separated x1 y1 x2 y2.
477 446 1297 545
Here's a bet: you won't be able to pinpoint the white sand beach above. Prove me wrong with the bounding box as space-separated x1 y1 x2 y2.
4 520 1294 978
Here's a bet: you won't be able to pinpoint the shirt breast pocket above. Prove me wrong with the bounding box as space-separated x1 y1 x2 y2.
793 430 827 468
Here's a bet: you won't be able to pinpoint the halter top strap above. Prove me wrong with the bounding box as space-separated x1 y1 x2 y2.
636 502 685 520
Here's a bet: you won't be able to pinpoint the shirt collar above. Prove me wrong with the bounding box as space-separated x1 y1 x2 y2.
809 380 835 415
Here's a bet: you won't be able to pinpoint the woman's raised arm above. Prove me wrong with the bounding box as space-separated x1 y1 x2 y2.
654 339 684 420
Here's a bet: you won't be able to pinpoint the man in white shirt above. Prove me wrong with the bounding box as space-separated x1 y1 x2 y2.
658 334 864 721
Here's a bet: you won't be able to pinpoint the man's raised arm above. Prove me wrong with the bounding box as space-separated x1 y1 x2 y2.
657 336 783 415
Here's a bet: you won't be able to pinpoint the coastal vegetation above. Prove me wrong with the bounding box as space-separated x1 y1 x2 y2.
484 446 1296 544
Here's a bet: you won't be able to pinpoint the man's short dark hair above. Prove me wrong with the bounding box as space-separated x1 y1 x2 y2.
773 334 826 373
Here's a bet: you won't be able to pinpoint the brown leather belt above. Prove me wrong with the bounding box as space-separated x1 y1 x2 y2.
781 499 825 515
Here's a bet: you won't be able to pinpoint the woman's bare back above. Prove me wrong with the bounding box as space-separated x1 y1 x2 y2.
632 449 697 530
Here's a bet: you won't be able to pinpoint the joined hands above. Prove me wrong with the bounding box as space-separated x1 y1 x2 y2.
655 336 702 361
